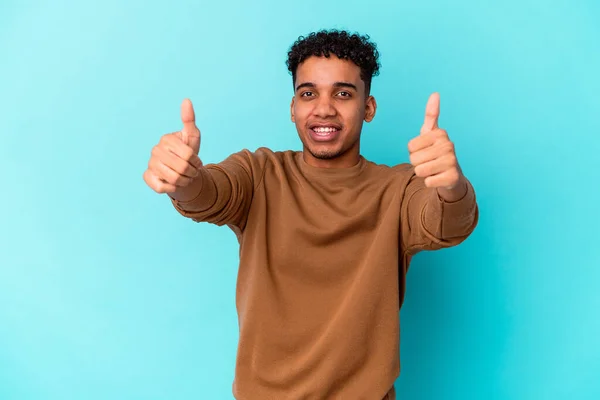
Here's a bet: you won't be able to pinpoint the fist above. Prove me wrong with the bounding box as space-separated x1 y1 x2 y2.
408 93 462 190
143 99 203 194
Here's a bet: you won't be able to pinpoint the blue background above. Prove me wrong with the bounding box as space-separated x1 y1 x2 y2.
1 0 599 399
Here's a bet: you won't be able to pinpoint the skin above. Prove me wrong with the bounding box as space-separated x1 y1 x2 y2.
290 55 467 200
143 99 203 202
290 55 377 169
143 55 468 203
408 92 468 201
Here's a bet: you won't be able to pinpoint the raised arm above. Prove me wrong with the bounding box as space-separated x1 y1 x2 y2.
401 93 479 253
143 99 257 230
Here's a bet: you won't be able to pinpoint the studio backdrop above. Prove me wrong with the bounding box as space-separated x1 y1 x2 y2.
1 0 598 399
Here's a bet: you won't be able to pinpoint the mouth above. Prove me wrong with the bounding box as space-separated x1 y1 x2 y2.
308 124 342 142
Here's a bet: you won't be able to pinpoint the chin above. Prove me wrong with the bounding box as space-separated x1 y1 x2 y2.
309 148 342 160
298 129 354 161
305 142 345 160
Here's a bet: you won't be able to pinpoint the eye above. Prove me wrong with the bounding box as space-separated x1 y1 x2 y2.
337 91 352 98
301 91 314 97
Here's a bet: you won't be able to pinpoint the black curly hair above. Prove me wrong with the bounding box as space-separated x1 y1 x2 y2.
286 29 381 95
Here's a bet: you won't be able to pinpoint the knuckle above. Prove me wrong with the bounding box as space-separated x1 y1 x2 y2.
433 129 447 139
433 130 447 140
419 163 430 175
145 174 163 193
172 132 184 144
160 184 171 194
434 139 447 148
407 139 416 151
442 141 454 153
159 134 170 145
444 152 456 164
162 133 178 146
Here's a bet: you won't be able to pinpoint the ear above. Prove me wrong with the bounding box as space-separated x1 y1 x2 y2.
364 95 377 122
290 97 296 122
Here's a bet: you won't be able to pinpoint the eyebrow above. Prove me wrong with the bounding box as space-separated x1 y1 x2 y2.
295 81 358 92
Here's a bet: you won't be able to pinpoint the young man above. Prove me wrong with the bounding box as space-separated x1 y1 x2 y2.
143 30 478 400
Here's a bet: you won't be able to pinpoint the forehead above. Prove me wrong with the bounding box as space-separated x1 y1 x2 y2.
295 55 362 87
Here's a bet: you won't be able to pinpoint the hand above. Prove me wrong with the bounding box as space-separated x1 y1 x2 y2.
408 92 464 191
143 99 203 194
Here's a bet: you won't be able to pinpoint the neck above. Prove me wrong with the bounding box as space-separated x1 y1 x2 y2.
302 146 361 169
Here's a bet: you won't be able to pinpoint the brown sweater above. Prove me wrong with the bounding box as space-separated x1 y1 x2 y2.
170 148 478 400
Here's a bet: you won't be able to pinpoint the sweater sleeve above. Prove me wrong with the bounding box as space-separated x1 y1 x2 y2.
169 149 264 231
400 170 479 254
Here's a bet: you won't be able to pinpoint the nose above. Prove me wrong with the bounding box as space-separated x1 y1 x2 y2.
313 96 337 118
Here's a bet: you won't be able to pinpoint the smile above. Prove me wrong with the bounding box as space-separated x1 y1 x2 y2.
312 126 339 135
309 125 341 142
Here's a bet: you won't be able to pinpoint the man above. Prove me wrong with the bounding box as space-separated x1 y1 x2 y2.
143 30 478 400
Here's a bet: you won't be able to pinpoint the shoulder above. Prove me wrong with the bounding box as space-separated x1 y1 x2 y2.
209 147 298 170
363 158 416 182
216 147 298 184
218 147 285 164
232 147 298 167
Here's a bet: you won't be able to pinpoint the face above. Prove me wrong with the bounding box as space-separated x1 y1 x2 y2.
290 55 377 168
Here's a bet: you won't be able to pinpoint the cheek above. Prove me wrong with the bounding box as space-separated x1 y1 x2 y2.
344 104 366 126
293 106 311 125
356 103 367 118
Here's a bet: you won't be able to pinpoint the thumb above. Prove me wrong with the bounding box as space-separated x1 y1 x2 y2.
421 92 440 134
180 98 201 154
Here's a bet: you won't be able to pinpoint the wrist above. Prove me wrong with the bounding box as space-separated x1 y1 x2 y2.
436 175 468 202
169 176 203 203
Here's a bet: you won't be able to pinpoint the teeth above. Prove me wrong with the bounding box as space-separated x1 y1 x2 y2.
313 127 337 133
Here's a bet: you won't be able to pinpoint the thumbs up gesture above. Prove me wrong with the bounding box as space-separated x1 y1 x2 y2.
408 93 465 195
178 98 201 155
143 99 204 196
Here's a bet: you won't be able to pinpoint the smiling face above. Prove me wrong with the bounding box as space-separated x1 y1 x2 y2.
291 55 377 168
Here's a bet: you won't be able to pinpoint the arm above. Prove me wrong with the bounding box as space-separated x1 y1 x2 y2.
401 92 479 252
143 98 261 231
401 171 478 252
169 150 259 230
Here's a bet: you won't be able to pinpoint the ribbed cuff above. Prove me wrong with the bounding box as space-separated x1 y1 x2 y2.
169 167 217 213
425 180 477 239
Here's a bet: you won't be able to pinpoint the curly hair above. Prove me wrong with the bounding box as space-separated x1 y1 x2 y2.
286 29 381 95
